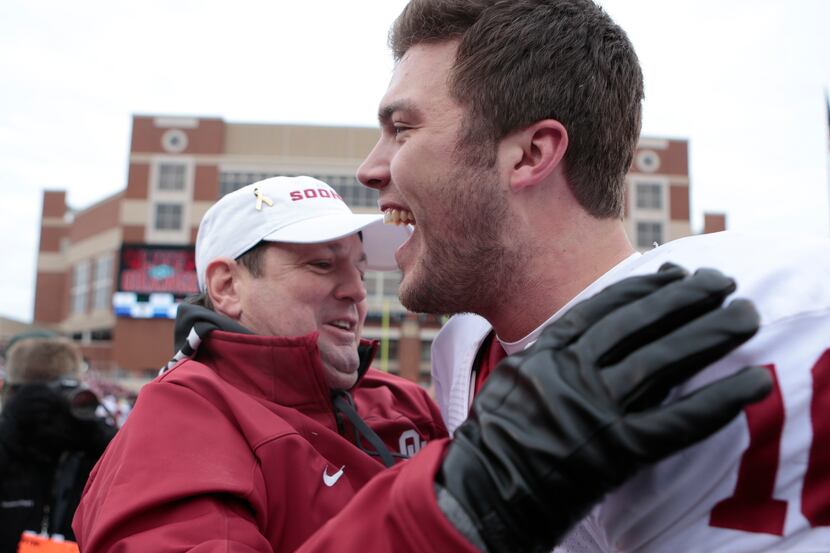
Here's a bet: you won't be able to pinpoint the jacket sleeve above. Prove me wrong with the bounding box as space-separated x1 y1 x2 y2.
74 375 476 553
298 438 479 553
72 381 275 553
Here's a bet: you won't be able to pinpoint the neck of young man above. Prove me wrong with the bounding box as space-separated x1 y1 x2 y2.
483 215 634 343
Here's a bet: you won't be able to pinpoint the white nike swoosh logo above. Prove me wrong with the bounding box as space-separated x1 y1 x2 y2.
323 465 345 487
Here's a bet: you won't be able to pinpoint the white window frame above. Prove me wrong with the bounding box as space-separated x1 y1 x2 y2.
147 156 193 244
154 203 184 231
71 260 91 314
636 221 664 249
157 162 187 191
381 271 402 298
635 182 663 210
92 253 114 311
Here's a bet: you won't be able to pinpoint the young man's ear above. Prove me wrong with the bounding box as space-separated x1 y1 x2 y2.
204 258 243 319
500 119 568 192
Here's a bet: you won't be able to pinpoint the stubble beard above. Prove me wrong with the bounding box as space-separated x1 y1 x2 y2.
398 161 523 317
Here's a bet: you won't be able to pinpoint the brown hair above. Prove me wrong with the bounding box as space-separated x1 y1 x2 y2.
390 0 643 218
6 337 82 385
236 242 267 279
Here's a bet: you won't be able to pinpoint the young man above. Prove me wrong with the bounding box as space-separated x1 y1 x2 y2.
358 1 830 551
75 176 767 552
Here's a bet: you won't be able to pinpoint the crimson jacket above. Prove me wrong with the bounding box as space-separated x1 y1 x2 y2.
73 305 476 552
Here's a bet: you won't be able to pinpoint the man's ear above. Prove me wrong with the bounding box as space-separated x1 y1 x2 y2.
205 258 243 320
500 119 568 192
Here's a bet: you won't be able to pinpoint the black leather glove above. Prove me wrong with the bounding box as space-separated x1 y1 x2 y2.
435 264 773 553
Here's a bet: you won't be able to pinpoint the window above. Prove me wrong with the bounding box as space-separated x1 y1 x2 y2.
71 261 91 314
90 328 113 341
387 339 399 361
381 272 401 297
220 171 284 198
161 129 188 153
636 182 663 209
329 175 378 208
421 340 432 362
364 312 383 326
154 203 183 230
635 150 660 173
157 163 186 191
218 171 379 209
363 271 382 298
92 254 113 310
636 222 663 249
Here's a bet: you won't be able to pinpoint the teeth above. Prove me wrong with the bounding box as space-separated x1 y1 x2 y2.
330 321 351 330
383 208 416 226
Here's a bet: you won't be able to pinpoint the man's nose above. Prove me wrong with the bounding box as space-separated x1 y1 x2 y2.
336 266 368 304
357 139 390 191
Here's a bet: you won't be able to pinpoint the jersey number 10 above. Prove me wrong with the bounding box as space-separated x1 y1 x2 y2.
709 349 830 535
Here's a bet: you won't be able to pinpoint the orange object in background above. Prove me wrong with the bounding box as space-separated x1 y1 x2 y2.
17 532 79 553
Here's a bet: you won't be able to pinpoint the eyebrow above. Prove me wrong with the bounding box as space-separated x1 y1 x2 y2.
324 243 368 265
378 99 422 125
349 248 368 270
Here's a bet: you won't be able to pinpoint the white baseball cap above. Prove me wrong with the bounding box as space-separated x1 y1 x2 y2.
195 176 408 291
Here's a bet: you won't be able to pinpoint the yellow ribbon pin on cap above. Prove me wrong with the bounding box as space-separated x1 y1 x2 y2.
253 188 274 211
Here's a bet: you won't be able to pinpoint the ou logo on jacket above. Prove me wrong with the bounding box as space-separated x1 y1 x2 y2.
398 429 426 457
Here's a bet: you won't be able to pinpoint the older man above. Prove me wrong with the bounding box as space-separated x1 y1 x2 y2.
74 176 456 551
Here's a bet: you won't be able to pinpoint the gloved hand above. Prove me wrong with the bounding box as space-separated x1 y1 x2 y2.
435 264 772 553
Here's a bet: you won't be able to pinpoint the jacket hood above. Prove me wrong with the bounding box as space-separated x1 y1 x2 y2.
161 303 376 387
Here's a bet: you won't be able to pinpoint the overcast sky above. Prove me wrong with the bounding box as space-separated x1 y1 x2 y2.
1 0 829 323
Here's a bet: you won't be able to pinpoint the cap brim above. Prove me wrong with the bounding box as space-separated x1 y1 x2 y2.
262 213 409 271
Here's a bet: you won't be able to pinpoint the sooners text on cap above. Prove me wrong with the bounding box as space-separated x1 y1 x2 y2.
289 188 344 202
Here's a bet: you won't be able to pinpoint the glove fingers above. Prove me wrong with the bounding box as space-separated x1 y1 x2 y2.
580 268 738 367
534 263 688 350
603 298 759 409
623 365 772 461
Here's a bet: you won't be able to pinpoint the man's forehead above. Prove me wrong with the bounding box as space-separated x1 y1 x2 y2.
380 42 460 119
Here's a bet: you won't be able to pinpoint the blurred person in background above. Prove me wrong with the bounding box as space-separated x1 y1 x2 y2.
83 374 137 428
0 335 116 553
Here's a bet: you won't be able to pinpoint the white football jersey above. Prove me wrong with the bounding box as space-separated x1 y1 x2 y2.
431 231 830 552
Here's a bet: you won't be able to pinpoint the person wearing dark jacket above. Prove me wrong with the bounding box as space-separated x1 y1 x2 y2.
74 176 770 552
0 337 115 553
